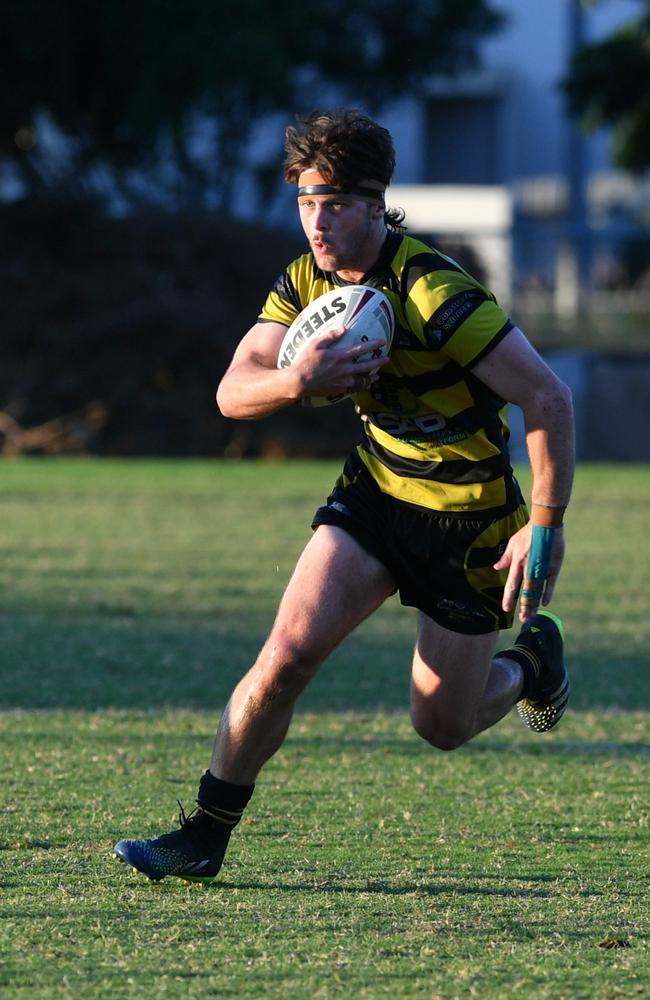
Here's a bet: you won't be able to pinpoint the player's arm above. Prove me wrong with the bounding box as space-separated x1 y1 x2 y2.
217 321 302 419
217 321 386 420
471 326 575 622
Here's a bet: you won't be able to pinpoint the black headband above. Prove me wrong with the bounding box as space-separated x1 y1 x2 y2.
297 183 385 203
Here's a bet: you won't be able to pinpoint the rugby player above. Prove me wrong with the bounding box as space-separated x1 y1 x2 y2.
113 109 574 883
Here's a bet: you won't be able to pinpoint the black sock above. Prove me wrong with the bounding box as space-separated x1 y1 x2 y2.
498 629 542 699
196 770 255 833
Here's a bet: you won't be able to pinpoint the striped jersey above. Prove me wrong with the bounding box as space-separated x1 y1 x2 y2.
259 231 522 515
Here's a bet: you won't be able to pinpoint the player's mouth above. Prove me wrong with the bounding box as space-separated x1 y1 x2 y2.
312 241 338 262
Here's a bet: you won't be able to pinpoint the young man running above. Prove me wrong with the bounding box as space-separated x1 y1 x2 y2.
113 109 574 884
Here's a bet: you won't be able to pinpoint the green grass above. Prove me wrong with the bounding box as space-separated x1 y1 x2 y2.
1 458 648 999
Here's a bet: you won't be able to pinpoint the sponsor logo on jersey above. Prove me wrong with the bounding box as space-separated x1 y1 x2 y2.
424 289 485 348
367 411 468 445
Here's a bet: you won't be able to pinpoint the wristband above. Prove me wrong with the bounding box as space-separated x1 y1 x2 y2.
520 525 556 606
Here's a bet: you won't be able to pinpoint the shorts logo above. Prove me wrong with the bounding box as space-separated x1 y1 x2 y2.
328 500 351 516
436 597 491 624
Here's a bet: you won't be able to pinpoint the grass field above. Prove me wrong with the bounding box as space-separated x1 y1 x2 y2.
1 458 648 999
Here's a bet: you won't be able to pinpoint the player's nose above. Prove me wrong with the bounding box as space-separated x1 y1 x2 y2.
312 204 330 231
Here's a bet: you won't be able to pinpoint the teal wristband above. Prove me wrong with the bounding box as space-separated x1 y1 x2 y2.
525 525 555 584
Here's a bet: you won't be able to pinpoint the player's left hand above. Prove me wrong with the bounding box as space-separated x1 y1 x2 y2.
293 326 390 399
494 522 565 624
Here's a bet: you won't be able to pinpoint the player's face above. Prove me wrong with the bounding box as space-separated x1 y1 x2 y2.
298 195 379 275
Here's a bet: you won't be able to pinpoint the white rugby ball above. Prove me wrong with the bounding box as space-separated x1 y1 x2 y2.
276 285 394 407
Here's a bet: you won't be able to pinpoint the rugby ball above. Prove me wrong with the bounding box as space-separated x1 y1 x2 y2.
276 285 394 407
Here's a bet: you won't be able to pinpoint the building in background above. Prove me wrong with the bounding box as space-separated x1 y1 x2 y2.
374 0 649 462
378 0 648 316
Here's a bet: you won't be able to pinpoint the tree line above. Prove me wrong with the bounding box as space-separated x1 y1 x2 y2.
2 0 648 213
1 0 503 209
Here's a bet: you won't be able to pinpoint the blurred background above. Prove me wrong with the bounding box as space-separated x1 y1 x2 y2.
1 0 648 462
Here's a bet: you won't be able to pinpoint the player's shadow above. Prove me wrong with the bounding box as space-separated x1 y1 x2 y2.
0 612 645 714
285 733 650 758
211 878 555 900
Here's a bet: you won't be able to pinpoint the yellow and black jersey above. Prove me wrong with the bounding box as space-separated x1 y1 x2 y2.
259 231 522 516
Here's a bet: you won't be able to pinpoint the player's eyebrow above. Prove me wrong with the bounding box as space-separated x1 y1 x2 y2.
297 193 353 204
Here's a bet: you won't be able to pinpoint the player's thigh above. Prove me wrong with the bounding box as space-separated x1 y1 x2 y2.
410 612 498 736
268 524 396 665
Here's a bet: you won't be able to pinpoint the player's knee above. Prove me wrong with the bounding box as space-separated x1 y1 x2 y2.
254 636 321 702
409 708 472 751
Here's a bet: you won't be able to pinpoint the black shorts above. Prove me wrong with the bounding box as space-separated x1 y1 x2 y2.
312 452 528 635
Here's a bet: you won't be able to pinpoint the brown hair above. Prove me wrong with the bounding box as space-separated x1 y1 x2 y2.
284 109 405 231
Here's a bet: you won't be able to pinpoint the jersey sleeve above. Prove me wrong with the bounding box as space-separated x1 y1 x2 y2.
407 271 513 368
259 284 298 327
258 259 305 327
